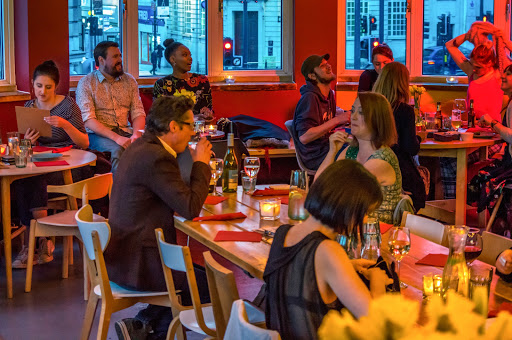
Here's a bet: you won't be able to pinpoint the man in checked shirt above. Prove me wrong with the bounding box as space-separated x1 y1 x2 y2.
76 41 146 173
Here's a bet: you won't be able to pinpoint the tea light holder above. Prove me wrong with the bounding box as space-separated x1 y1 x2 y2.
423 274 443 299
446 76 459 84
259 198 281 220
225 75 235 84
206 124 217 135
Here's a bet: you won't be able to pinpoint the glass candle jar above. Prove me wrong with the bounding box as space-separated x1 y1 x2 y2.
259 198 281 220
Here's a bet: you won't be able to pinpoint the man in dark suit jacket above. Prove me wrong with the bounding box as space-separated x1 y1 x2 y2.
105 95 212 339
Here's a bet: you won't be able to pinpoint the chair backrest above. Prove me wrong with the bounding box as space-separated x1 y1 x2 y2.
284 120 316 177
155 228 216 337
75 204 113 300
224 300 280 340
204 251 240 339
479 231 512 265
47 172 113 206
401 211 446 245
393 194 415 226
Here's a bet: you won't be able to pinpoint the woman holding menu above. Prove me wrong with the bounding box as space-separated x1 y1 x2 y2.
23 60 89 149
12 60 90 269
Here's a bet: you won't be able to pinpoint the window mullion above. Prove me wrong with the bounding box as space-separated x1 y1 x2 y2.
408 0 423 78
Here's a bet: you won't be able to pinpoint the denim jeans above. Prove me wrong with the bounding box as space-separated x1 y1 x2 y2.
88 129 131 173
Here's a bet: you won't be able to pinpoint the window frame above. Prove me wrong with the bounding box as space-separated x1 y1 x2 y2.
337 0 511 84
75 0 293 86
0 0 16 92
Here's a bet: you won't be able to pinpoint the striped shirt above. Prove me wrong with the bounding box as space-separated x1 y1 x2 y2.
76 70 146 134
25 96 86 148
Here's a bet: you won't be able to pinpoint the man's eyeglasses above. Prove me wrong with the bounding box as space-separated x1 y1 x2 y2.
178 121 194 128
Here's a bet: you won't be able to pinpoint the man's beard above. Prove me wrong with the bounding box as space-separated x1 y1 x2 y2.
105 62 124 78
314 71 335 84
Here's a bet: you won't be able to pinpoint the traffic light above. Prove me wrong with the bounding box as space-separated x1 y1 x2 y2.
360 38 369 59
223 37 234 66
370 38 379 54
424 21 430 39
361 16 367 35
89 16 102 36
369 16 377 34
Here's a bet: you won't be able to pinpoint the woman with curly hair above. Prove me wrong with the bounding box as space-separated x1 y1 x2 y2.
153 39 214 122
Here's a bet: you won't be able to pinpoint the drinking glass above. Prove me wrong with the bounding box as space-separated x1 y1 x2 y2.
288 170 309 220
14 146 28 168
388 227 411 288
194 120 205 135
361 217 381 261
465 227 483 266
20 139 32 162
7 131 20 156
469 266 493 317
188 132 201 150
244 157 260 179
209 158 223 196
451 99 465 131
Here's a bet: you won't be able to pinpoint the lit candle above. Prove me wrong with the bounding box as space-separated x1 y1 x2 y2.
433 275 443 296
225 75 235 84
206 125 217 135
259 198 281 220
446 76 458 84
423 274 434 298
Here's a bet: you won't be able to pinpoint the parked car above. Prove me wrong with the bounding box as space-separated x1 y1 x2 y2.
423 46 470 75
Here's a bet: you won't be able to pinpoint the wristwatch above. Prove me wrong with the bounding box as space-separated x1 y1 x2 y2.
491 120 500 129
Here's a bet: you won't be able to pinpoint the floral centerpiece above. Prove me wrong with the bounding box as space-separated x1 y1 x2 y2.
318 292 512 340
409 85 426 110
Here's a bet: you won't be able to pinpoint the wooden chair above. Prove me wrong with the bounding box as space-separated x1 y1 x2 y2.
76 205 169 340
223 300 281 340
401 211 446 245
154 228 217 340
203 251 265 339
284 120 316 177
25 173 113 295
478 231 512 266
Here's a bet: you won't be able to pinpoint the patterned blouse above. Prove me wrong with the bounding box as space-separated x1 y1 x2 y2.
25 96 86 148
153 73 214 121
345 146 402 224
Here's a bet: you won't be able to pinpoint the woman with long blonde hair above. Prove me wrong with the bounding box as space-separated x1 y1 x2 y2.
373 62 425 210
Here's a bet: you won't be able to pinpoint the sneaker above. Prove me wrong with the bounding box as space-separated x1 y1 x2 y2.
12 246 38 269
115 318 151 340
38 238 55 264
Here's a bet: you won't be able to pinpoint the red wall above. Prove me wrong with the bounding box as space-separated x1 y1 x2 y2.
14 0 69 95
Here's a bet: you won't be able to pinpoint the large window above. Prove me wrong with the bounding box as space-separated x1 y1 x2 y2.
422 0 494 76
222 0 282 70
69 0 291 82
68 0 122 76
345 0 407 70
0 0 14 91
137 0 206 77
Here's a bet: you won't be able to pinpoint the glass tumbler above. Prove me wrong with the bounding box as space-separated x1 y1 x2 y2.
288 170 309 220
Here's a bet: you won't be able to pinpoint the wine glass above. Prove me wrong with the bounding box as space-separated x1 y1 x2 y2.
244 157 260 179
465 227 483 266
188 132 201 150
451 99 465 131
209 158 223 196
388 227 411 289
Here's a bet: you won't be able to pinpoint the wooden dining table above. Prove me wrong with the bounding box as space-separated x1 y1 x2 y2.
1 149 97 298
174 185 512 310
417 136 503 226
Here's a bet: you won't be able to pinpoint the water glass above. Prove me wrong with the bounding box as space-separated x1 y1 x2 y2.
20 139 32 162
288 170 309 220
425 112 436 130
194 120 205 134
361 217 381 261
336 233 360 259
188 133 201 150
469 266 493 317
443 116 452 130
7 131 20 156
242 176 256 194
14 146 28 168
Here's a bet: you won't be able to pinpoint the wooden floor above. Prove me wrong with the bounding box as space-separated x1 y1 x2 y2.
0 231 264 340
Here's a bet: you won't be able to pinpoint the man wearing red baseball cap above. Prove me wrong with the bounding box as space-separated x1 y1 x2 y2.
292 54 349 170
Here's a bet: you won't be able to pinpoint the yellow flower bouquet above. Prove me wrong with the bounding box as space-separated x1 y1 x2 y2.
318 292 512 340
409 85 426 109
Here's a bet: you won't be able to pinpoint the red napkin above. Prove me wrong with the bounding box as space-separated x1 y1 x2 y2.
488 302 512 318
252 188 289 196
466 127 492 133
213 230 262 242
33 145 72 153
280 196 289 205
33 160 69 167
415 253 448 267
204 196 228 205
379 223 393 234
192 212 246 221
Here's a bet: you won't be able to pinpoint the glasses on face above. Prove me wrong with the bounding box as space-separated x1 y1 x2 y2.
178 121 194 129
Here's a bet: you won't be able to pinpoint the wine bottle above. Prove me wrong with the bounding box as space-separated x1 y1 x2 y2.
468 99 475 128
435 101 442 129
222 133 238 193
